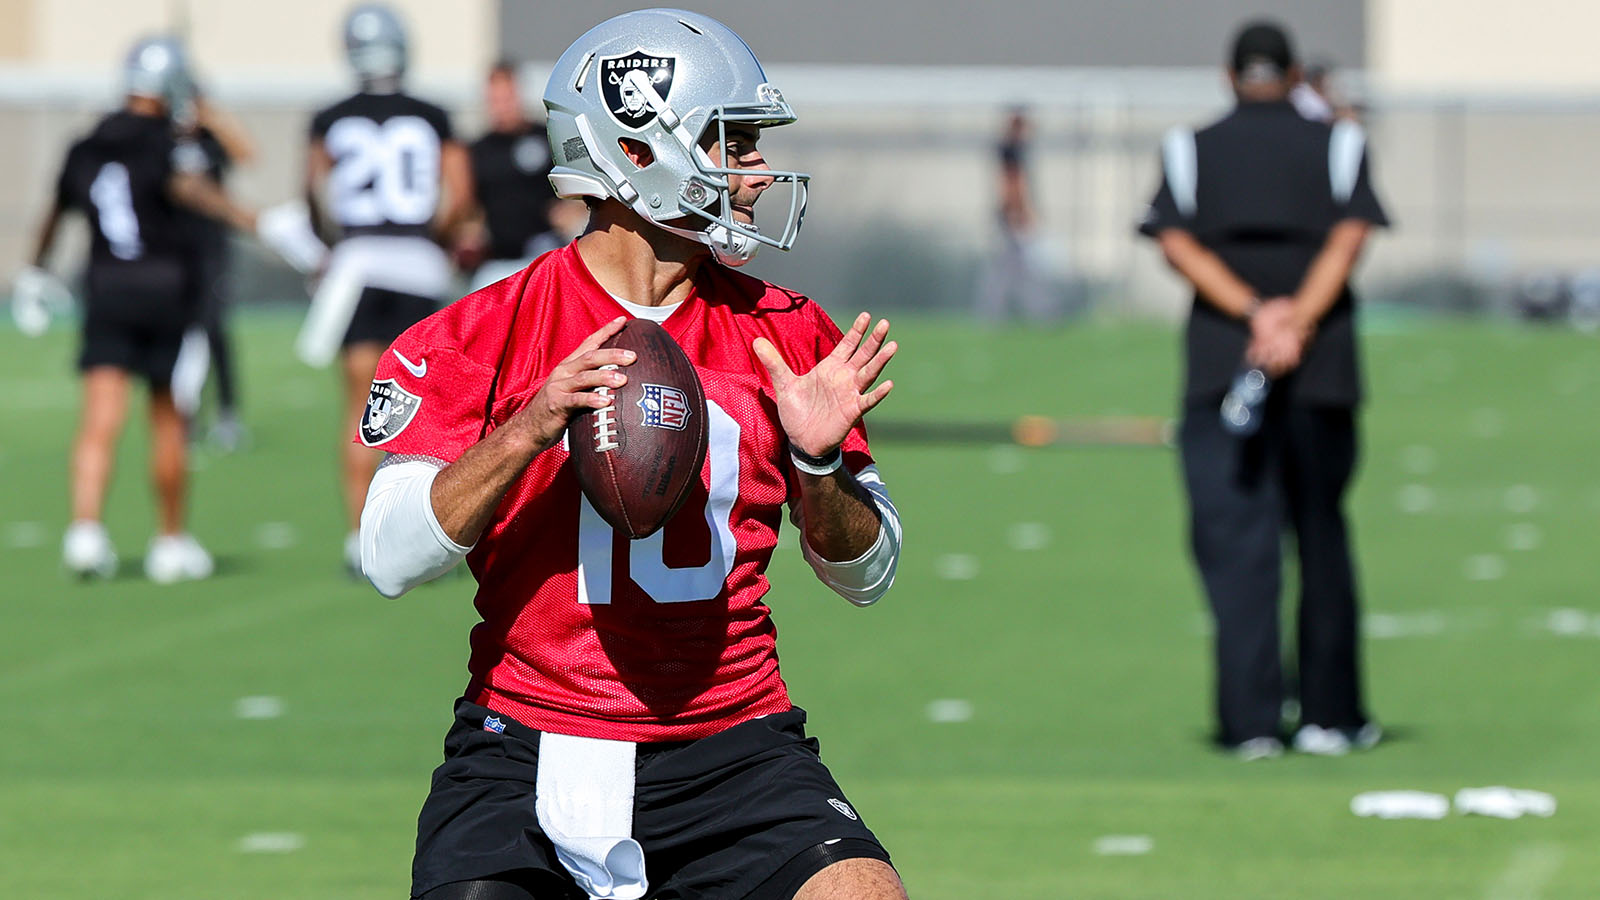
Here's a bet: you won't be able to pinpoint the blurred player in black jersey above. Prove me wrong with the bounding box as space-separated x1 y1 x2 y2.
176 89 257 451
300 2 470 572
454 61 584 290
25 36 262 582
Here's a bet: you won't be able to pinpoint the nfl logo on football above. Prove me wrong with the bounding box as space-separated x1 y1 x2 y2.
638 384 690 431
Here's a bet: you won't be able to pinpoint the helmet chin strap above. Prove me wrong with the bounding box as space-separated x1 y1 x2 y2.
658 221 761 266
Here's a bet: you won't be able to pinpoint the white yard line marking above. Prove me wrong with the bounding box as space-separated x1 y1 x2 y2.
1505 523 1542 552
254 522 298 550
1539 609 1595 638
1400 445 1437 475
1464 554 1506 582
1007 522 1050 551
4 521 45 549
1484 843 1564 900
1397 484 1436 514
987 446 1024 475
1470 408 1505 438
1093 835 1153 856
926 699 973 723
235 696 286 720
238 832 305 854
1503 485 1539 514
934 553 979 581
1365 612 1450 639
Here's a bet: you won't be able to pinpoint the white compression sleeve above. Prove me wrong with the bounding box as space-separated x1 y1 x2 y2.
797 464 902 607
360 456 473 598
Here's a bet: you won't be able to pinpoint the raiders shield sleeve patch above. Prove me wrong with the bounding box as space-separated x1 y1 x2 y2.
360 379 423 447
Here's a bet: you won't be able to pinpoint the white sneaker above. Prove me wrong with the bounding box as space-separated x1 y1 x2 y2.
63 520 118 579
1350 722 1383 750
1294 722 1383 756
145 533 215 583
1232 737 1284 761
343 531 363 577
208 413 248 453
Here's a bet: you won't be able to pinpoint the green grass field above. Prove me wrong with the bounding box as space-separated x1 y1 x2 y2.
3 309 1599 898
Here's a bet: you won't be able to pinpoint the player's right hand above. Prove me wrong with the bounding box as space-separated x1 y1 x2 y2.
11 265 57 337
256 201 331 274
515 316 636 452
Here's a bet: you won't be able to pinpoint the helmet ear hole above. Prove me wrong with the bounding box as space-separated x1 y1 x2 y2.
617 137 654 169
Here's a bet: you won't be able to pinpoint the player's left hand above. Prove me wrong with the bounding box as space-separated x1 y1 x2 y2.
753 312 897 458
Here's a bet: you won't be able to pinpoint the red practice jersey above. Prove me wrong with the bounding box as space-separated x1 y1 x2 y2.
365 244 874 741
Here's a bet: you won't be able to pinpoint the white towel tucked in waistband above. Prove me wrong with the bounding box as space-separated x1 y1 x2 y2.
294 235 451 368
535 732 648 900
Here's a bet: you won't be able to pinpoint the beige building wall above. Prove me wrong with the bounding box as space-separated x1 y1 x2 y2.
15 0 493 82
1371 0 1600 91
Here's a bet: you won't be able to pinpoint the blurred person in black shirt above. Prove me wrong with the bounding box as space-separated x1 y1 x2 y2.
176 89 257 451
1138 21 1390 760
455 61 585 290
25 35 262 583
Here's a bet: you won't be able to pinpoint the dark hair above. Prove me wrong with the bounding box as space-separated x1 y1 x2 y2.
488 59 518 80
1229 20 1296 76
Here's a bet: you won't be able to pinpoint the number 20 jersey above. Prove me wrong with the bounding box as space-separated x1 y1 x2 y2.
310 92 453 240
367 244 876 742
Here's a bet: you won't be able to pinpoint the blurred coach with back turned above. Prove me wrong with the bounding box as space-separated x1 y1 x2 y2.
1139 21 1390 760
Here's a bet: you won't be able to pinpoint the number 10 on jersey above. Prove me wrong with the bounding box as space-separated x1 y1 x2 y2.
577 400 740 605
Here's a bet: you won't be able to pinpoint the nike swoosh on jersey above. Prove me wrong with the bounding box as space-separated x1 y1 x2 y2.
393 349 427 378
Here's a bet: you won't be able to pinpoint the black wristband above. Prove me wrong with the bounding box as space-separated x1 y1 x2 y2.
790 445 843 476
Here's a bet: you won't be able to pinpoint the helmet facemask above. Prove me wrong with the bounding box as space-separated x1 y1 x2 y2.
665 98 809 267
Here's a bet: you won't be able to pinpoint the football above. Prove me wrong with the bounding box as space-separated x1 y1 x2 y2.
570 318 709 539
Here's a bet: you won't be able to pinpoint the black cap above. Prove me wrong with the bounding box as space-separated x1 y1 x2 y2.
1229 20 1296 81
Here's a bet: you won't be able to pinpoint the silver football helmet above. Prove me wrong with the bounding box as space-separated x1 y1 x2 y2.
123 35 193 110
344 3 408 84
543 8 809 266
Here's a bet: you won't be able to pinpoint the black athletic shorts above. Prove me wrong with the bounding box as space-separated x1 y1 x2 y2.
342 286 438 348
78 292 190 387
412 700 892 900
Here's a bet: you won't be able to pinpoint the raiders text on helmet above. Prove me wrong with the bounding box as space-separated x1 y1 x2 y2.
344 3 408 85
543 8 809 266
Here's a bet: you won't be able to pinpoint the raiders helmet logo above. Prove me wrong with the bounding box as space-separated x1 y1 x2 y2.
598 49 677 131
360 379 423 447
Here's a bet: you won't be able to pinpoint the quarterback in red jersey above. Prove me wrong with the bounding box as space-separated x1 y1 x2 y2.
359 10 907 900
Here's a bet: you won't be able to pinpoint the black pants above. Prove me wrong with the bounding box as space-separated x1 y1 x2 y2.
193 248 237 413
1179 400 1369 745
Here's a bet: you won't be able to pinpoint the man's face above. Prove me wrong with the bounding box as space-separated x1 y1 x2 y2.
701 124 774 226
486 71 522 132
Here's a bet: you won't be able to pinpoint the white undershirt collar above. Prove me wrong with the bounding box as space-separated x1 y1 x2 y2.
608 292 679 323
